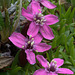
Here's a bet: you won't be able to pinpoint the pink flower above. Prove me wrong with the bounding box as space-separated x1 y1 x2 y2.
32 0 56 9
33 55 74 75
22 2 59 40
9 32 51 64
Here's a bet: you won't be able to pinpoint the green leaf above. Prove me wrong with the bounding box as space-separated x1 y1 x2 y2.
65 6 71 19
54 46 61 58
52 37 57 48
60 19 66 29
0 11 4 30
60 51 69 61
69 37 75 59
69 8 75 23
11 50 21 68
10 67 21 75
46 52 50 62
57 33 65 45
70 56 75 66
64 35 69 53
59 26 65 34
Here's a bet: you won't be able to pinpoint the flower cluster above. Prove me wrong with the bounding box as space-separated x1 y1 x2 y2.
9 0 74 75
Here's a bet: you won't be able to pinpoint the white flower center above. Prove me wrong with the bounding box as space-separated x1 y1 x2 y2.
34 13 46 26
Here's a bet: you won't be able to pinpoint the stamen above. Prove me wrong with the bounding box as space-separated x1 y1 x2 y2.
44 19 46 21
41 14 44 17
47 62 50 68
29 35 32 38
41 22 44 25
55 65 57 68
34 18 36 20
22 46 24 48
54 61 57 64
36 20 40 23
32 38 34 41
28 41 31 44
31 41 34 46
41 18 44 22
38 13 43 17
52 60 55 63
38 9 41 11
36 50 38 52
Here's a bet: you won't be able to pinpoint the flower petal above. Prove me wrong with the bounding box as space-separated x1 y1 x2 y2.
33 69 48 75
44 15 59 25
36 55 48 68
11 32 25 40
52 58 64 67
41 0 56 9
25 50 36 64
33 69 47 75
22 8 33 21
31 1 41 14
9 32 25 48
27 4 32 14
27 22 39 37
48 73 58 75
35 43 51 52
32 0 35 1
58 68 74 74
40 25 54 40
33 33 43 44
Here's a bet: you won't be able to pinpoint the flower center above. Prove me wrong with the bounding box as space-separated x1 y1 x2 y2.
47 65 56 72
26 43 33 49
22 36 34 50
34 13 46 26
45 61 58 73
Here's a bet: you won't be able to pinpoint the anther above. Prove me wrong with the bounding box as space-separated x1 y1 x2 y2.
41 23 44 25
55 65 57 68
44 19 46 21
36 20 40 23
52 60 55 63
28 41 31 44
22 46 24 48
29 35 32 38
31 41 34 46
38 9 41 11
54 61 57 64
32 38 34 41
34 18 36 20
47 62 50 68
36 50 38 52
41 14 44 17
41 19 44 22
38 13 42 17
